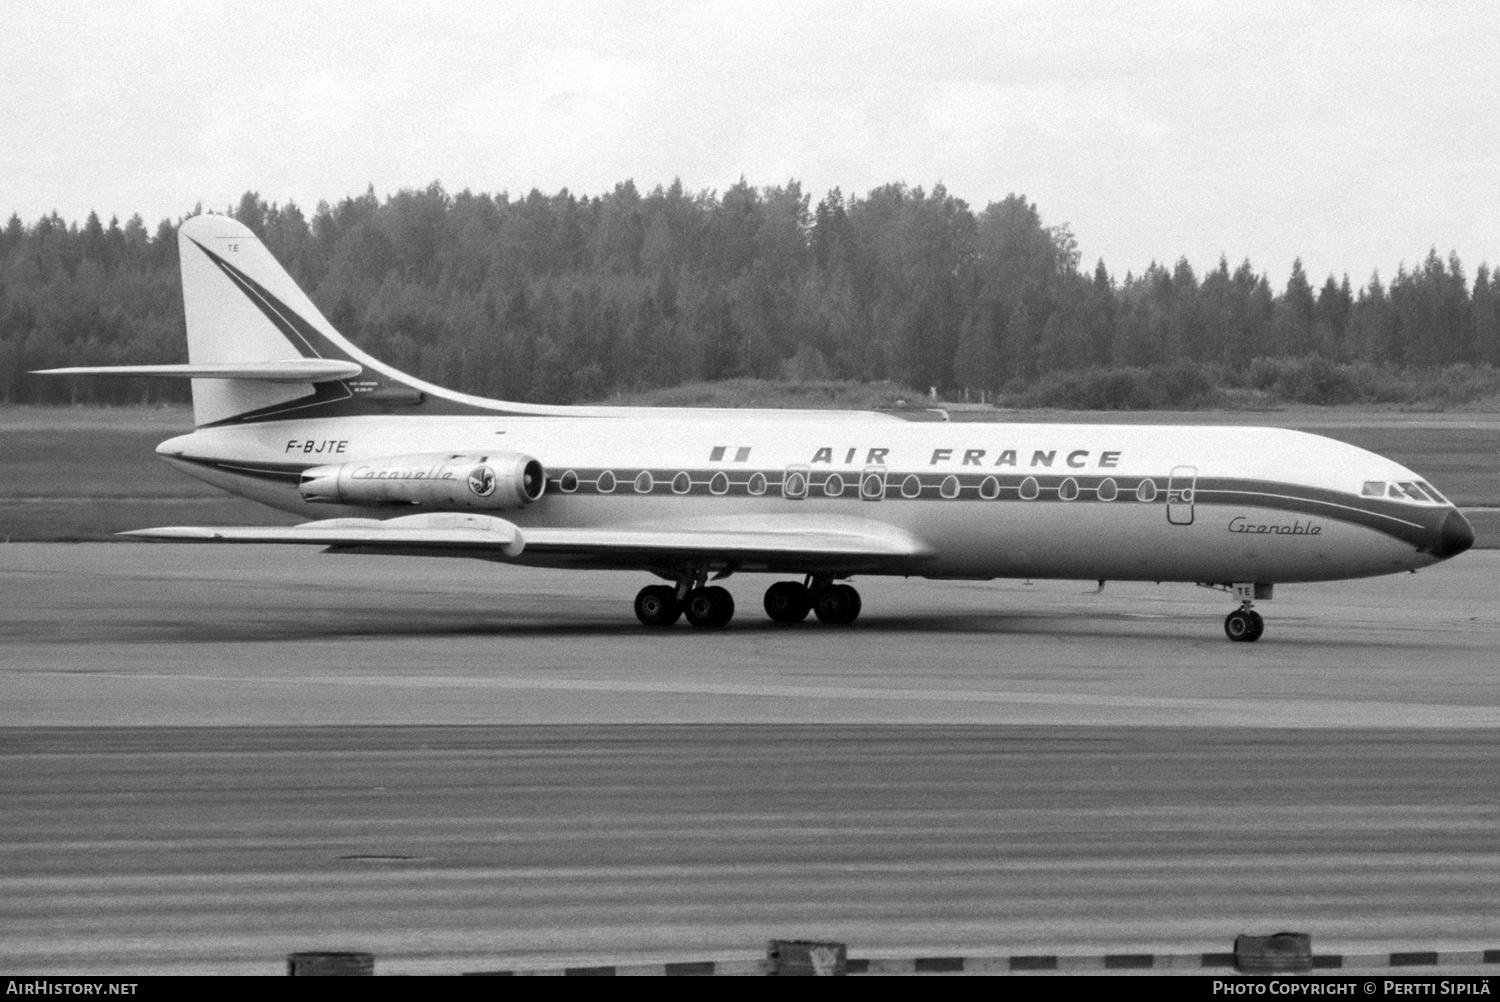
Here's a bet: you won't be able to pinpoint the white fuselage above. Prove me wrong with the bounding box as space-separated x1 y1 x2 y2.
156 412 1460 585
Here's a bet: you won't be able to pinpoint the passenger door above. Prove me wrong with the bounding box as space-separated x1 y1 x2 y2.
1167 465 1197 525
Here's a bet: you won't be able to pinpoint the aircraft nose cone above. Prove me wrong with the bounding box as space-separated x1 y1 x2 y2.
1432 508 1475 559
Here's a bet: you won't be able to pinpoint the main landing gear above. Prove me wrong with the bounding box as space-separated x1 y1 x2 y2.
633 583 734 629
765 578 861 625
632 576 862 629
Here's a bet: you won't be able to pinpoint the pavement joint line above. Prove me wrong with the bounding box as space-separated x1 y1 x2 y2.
461 949 1500 976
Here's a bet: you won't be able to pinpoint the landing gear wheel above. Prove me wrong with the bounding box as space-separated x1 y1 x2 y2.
634 585 681 627
812 584 861 625
764 581 811 623
685 586 735 629
838 584 862 623
1225 608 1262 642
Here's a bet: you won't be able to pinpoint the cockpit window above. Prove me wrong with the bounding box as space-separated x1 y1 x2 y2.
1400 481 1434 502
1366 480 1446 504
1419 481 1451 505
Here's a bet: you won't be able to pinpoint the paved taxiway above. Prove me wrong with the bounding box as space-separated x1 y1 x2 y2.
2 544 1498 727
6 725 1500 975
2 544 1498 974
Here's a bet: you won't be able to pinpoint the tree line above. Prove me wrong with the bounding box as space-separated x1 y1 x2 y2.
2 180 1497 408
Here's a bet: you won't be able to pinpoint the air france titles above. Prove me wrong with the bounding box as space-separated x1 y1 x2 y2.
805 446 1122 468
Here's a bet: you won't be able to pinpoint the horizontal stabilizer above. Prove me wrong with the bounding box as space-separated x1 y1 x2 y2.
120 513 930 573
33 359 362 382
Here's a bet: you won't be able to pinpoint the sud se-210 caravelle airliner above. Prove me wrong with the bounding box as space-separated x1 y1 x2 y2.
39 215 1476 641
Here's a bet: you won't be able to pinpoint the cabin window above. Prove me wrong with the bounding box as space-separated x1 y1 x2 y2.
1019 476 1039 500
861 471 886 500
1097 477 1118 502
635 471 654 494
1059 477 1079 501
672 471 691 494
940 475 961 499
783 470 808 499
1361 481 1385 497
979 476 1000 500
709 472 730 495
559 470 579 493
823 473 845 497
596 470 616 493
1136 479 1158 502
901 475 922 498
747 472 767 496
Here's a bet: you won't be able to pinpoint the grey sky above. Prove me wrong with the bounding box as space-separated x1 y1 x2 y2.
3 0 1495 290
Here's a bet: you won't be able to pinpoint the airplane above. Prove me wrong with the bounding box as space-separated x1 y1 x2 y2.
36 214 1475 642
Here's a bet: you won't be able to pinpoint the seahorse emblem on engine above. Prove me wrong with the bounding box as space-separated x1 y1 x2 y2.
468 465 496 497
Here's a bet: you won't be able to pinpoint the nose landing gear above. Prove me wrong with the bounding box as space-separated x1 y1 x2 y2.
1224 607 1264 642
1209 582 1270 642
1225 583 1265 642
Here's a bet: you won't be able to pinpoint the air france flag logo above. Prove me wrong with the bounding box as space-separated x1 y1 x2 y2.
468 466 496 497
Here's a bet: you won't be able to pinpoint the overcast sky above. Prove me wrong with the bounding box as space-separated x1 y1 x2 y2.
3 1 1495 290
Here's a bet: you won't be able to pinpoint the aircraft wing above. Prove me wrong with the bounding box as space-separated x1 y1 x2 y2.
120 512 931 574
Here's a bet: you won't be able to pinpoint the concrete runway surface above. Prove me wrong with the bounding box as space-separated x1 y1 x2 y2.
2 544 1499 974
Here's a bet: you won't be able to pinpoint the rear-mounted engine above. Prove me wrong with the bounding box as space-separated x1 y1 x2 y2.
298 452 545 510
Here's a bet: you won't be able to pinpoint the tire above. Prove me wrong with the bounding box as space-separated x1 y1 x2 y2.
812 585 854 625
764 582 811 623
837 584 862 624
686 586 734 629
1224 609 1252 642
1246 610 1264 642
634 585 681 627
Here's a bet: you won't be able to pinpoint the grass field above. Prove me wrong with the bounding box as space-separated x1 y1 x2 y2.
2 404 1495 545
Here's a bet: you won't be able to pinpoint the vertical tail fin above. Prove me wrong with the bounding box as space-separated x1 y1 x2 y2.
177 214 515 426
179 214 359 425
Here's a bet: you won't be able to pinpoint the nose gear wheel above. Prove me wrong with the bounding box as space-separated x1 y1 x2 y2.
1225 608 1264 642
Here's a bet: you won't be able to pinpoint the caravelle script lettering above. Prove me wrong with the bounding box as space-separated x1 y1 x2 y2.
350 465 456 481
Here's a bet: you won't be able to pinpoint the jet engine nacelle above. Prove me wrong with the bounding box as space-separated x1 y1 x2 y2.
299 452 545 510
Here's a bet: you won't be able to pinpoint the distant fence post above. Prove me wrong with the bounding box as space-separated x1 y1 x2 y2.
767 940 848 976
1234 932 1312 973
287 951 375 976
